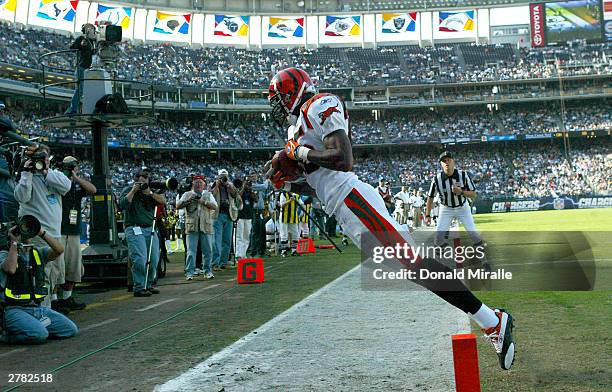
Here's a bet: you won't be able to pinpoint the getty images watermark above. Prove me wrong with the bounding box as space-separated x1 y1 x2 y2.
370 242 512 281
360 231 601 291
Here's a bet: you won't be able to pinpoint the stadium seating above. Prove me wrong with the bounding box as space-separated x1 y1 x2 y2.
7 101 610 147
70 140 610 200
1 22 610 89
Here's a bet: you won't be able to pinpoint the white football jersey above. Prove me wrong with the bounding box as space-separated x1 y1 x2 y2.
292 93 356 215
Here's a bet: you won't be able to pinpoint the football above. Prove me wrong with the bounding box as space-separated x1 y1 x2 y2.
271 150 304 181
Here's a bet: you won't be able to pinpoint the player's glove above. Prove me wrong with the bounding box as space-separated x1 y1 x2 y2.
269 171 291 190
285 139 310 162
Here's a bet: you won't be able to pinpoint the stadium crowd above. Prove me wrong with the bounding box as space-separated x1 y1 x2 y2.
5 101 610 148
1 22 611 89
68 142 611 199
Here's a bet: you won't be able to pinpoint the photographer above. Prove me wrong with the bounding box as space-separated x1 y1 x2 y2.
0 218 78 344
119 171 166 297
248 176 269 258
14 144 71 310
176 176 217 280
235 175 256 260
58 157 96 311
211 169 238 271
66 23 96 115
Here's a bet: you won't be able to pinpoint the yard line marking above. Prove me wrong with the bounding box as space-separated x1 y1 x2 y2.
86 294 133 310
136 299 177 312
189 284 220 294
225 278 236 282
80 318 119 332
0 348 27 358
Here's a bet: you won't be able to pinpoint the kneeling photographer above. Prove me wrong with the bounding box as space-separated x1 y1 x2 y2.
0 216 78 344
119 170 166 297
14 144 71 310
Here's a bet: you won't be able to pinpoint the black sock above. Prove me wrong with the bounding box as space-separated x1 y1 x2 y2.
414 258 482 315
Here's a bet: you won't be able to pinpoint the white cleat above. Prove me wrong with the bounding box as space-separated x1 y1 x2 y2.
482 308 516 370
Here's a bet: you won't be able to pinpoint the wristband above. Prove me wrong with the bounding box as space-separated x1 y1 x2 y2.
39 230 46 238
425 215 431 218
295 146 311 162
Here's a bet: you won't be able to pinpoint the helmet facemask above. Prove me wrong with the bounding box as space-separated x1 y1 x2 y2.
269 93 290 128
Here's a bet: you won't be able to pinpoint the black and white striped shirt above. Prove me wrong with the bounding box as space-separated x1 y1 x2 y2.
428 169 475 208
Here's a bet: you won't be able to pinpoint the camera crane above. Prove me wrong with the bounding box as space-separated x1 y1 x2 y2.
36 24 159 281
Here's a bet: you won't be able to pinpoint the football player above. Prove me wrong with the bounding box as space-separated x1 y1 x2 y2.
266 67 515 370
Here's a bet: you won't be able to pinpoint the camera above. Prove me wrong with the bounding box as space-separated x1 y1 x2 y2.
150 177 178 192
59 160 78 178
94 23 122 66
136 177 178 193
24 150 48 172
10 215 41 241
177 176 193 195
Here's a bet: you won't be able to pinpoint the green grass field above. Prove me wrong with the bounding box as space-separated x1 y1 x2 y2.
160 208 610 391
472 209 611 392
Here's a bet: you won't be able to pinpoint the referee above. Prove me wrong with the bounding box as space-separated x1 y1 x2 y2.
425 151 483 247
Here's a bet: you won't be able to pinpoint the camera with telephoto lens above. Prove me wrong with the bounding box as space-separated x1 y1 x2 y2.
59 160 78 178
25 150 48 172
136 177 178 193
150 177 178 192
177 176 193 195
10 215 41 241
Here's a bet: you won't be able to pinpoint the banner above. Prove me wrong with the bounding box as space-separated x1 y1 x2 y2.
474 196 612 214
380 12 416 34
604 0 612 41
214 14 248 37
268 16 304 38
29 0 78 30
153 11 191 36
325 15 361 36
37 0 78 22
95 3 131 30
530 3 546 47
438 10 474 32
0 0 17 22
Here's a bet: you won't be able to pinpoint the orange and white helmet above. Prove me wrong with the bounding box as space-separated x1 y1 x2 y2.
268 67 316 126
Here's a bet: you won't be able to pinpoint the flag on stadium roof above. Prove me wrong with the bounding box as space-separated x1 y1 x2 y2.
96 3 131 30
325 15 361 37
36 0 78 22
214 15 249 37
381 13 417 34
268 17 304 38
154 10 191 35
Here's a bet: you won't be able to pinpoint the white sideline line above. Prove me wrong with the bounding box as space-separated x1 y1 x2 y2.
189 284 220 294
225 278 235 282
0 348 27 358
135 299 177 312
80 318 119 332
155 264 361 392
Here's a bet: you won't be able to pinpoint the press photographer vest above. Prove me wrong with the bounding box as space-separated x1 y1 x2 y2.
4 248 47 306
